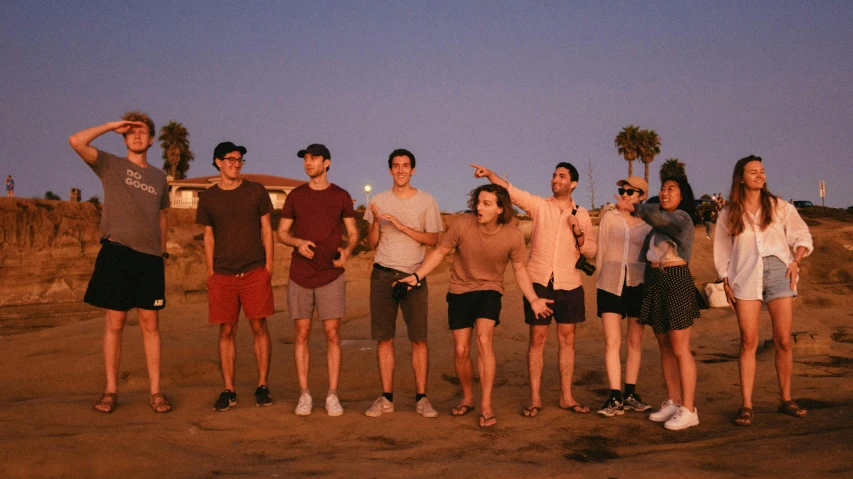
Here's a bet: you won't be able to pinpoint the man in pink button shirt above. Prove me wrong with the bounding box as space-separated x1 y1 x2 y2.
472 162 597 416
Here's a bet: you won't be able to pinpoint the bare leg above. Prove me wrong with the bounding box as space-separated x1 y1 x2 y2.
475 318 496 421
668 328 696 411
451 327 474 412
601 313 623 391
137 309 163 396
736 300 762 408
557 323 587 411
527 324 548 409
294 318 311 391
411 340 428 395
624 318 645 386
102 309 128 395
248 318 271 387
377 339 395 393
767 297 794 402
218 322 238 391
655 332 681 403
323 319 341 391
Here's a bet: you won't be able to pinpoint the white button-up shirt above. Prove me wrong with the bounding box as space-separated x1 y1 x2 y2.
714 200 813 300
595 209 651 296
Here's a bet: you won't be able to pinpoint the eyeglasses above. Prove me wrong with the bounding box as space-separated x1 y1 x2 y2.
618 187 642 196
221 157 245 164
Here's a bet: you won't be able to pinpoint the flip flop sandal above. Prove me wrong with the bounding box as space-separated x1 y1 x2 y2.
523 406 542 418
149 392 173 414
452 404 475 416
95 393 117 413
478 414 497 428
560 403 590 414
778 400 807 418
734 407 753 426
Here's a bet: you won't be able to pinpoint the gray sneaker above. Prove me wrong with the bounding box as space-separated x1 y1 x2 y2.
294 393 312 416
623 393 651 412
325 394 344 417
416 397 439 418
597 397 624 417
365 397 394 417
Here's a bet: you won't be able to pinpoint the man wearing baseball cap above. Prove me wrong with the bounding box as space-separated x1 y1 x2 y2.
278 143 359 416
197 142 275 411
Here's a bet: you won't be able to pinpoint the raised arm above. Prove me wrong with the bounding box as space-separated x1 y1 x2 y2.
366 202 381 250
471 164 508 188
68 120 145 165
512 261 554 319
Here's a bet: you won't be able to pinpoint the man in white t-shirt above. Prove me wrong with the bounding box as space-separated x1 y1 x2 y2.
363 149 444 418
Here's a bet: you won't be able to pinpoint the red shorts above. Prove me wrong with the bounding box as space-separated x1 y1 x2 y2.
207 267 275 324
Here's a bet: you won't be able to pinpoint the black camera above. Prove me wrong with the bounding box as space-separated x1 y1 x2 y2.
392 282 411 301
575 255 596 276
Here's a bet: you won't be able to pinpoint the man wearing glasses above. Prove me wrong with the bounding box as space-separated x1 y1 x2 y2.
197 142 275 411
471 162 597 417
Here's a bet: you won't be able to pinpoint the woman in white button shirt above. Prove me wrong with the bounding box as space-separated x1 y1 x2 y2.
595 177 652 418
714 155 813 426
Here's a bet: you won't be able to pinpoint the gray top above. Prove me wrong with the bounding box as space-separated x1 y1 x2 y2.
89 149 170 256
634 203 694 262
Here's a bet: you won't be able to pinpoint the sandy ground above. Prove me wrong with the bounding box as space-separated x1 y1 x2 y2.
2 222 852 479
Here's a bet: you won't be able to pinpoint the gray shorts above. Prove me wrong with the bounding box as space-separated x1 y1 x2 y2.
370 265 428 342
287 273 347 320
762 256 797 302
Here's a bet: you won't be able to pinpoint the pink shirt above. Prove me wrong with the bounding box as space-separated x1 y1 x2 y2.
507 182 597 291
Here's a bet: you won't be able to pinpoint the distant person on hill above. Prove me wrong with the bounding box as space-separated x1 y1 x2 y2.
197 142 275 412
396 184 553 428
68 112 172 414
714 155 813 426
471 162 597 418
5 175 14 197
277 144 359 417
363 149 444 419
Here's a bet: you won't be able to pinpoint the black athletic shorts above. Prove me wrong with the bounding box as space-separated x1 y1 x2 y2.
84 240 166 311
446 290 502 330
596 284 644 319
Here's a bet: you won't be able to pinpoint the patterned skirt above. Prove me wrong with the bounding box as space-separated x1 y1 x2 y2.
638 264 699 333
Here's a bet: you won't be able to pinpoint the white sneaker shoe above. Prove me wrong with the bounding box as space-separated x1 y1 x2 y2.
326 394 344 417
365 397 394 417
649 399 681 422
416 397 439 418
664 406 700 430
295 393 312 416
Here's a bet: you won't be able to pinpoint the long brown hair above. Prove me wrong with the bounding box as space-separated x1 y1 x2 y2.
725 155 778 236
468 184 515 224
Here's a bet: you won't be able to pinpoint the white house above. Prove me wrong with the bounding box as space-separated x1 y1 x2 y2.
168 174 305 209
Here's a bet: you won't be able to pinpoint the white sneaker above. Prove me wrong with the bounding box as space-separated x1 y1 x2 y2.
365 397 394 417
649 399 681 422
295 393 312 416
416 397 439 418
326 394 344 417
664 406 700 430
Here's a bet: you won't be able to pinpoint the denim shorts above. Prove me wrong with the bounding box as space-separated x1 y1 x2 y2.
762 256 797 302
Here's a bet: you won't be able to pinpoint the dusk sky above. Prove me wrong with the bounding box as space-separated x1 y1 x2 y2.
3 1 851 211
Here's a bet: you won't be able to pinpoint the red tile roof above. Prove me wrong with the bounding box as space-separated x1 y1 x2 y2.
170 174 305 189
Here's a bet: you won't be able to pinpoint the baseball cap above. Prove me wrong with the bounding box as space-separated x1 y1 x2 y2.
616 176 649 195
297 144 331 160
213 142 247 161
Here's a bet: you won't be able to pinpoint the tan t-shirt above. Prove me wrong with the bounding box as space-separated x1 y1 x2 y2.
440 215 527 294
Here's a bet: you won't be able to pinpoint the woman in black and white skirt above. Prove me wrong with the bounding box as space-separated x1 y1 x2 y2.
614 175 700 431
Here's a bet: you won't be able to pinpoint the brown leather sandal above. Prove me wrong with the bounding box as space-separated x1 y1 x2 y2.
734 407 753 426
95 393 117 413
778 400 807 418
149 392 172 413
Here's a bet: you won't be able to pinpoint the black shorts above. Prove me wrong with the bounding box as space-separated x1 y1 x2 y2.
84 240 166 311
523 283 585 325
597 284 644 318
446 290 502 330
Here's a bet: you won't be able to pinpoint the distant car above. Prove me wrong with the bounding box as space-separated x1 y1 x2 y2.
793 200 814 208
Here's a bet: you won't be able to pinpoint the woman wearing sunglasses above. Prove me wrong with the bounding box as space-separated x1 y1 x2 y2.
714 156 812 426
614 175 700 430
595 177 652 418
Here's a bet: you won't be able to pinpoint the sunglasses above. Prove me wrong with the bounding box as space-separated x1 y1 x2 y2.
618 187 642 196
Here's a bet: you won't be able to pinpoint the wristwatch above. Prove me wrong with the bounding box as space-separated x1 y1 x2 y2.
162 252 170 259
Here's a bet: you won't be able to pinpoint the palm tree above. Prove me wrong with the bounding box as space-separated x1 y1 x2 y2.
158 121 195 179
659 157 686 182
614 125 641 177
638 129 661 184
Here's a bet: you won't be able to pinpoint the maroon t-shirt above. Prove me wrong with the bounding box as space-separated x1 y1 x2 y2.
281 183 355 288
196 180 274 275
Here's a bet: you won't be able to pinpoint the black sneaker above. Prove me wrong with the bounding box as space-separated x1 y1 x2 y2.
254 385 273 407
213 390 237 411
597 397 625 417
623 393 651 412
